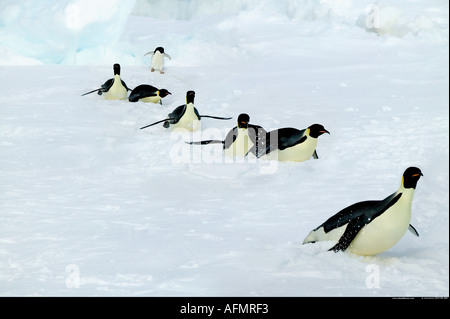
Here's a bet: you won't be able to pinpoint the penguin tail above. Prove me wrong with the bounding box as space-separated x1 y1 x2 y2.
187 140 225 145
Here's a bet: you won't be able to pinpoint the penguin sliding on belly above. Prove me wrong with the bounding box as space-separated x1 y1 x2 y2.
128 85 171 104
139 91 232 132
81 64 131 100
303 167 423 256
187 113 267 158
259 124 329 162
144 47 171 74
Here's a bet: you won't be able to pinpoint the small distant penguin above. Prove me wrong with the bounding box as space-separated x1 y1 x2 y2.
303 167 423 256
144 47 171 74
188 113 267 158
128 85 171 104
139 91 232 132
259 124 329 162
81 64 131 100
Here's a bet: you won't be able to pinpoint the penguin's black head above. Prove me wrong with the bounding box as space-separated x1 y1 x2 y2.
113 63 121 75
155 47 164 53
308 124 330 138
159 89 171 98
186 91 195 104
403 167 423 189
237 113 250 129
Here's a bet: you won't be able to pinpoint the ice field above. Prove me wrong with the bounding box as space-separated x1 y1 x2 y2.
0 0 448 296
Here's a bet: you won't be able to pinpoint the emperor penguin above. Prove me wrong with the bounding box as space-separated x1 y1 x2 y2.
81 64 131 100
259 124 329 162
139 91 232 132
303 167 423 256
128 84 171 104
188 113 267 158
144 47 171 74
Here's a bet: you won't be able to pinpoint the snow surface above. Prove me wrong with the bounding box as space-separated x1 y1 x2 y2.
0 0 448 297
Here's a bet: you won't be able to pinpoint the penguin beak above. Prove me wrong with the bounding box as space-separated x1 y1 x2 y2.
321 130 330 134
413 173 423 177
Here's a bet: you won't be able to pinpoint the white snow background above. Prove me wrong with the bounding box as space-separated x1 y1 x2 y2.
0 0 448 297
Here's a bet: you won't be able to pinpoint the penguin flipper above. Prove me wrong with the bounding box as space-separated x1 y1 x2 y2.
408 224 419 237
223 127 239 149
264 128 306 154
139 119 169 130
144 51 155 56
329 215 367 252
168 105 187 124
312 149 319 159
187 140 225 145
279 132 307 151
194 107 201 121
199 115 232 120
99 78 114 94
81 88 101 96
121 80 131 91
164 53 172 60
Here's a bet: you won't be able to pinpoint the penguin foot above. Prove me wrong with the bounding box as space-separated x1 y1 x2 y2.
159 71 165 74
151 68 155 72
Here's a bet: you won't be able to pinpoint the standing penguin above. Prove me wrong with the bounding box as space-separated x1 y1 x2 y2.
139 91 232 132
303 167 423 256
144 47 171 74
188 113 267 158
259 124 329 162
128 84 171 104
81 64 131 100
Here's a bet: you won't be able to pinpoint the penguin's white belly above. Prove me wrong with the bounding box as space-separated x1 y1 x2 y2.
140 96 161 103
171 107 200 132
152 52 165 70
266 137 317 162
349 200 412 256
103 77 127 100
224 129 254 158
